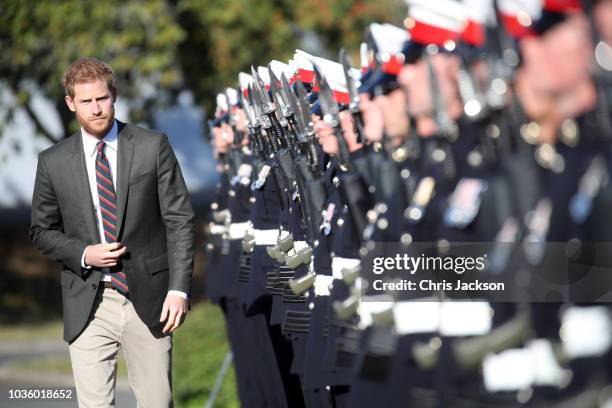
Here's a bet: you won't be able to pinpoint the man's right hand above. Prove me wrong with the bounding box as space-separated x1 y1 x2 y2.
84 243 127 268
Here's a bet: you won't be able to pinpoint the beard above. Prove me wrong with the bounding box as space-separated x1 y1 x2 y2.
77 107 115 138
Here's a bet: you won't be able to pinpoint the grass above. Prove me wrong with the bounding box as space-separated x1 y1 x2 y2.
0 320 63 341
10 356 129 378
173 301 239 408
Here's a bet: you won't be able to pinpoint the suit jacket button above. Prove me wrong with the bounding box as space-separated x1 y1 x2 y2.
92 283 98 290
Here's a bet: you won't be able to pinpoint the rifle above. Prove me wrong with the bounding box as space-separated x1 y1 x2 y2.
340 48 366 144
251 66 288 151
268 65 299 150
240 88 265 160
294 80 321 176
313 63 353 171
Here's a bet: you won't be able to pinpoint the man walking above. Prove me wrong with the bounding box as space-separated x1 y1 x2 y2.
29 57 195 408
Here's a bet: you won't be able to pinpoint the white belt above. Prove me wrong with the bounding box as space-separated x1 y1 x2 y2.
313 274 335 297
209 224 227 235
393 300 492 336
438 301 492 336
483 339 567 392
287 240 309 257
393 301 440 334
561 305 611 359
331 257 360 280
228 222 250 240
358 297 394 329
293 240 309 251
254 229 279 246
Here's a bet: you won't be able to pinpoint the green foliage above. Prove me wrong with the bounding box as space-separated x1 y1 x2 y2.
0 0 185 141
172 301 239 408
0 0 401 142
176 0 403 114
176 0 297 116
294 0 404 52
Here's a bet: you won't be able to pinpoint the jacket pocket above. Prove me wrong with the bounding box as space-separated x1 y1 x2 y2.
146 253 169 275
60 270 76 289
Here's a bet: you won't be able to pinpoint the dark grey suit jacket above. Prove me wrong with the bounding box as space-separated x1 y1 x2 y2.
29 121 195 343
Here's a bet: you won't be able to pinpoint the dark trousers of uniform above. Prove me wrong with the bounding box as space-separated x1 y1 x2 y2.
245 244 306 407
222 298 285 408
263 297 307 408
219 240 292 407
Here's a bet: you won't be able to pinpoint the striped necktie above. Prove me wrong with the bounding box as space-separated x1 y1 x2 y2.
96 141 129 295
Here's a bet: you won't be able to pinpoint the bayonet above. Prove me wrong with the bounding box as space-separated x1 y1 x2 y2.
424 51 458 141
251 66 274 115
457 57 487 121
340 48 365 144
252 66 287 151
360 42 369 72
268 66 299 149
229 87 248 147
268 64 287 126
280 73 296 119
249 74 291 210
240 89 254 127
295 80 314 132
340 49 360 113
241 89 265 159
422 51 457 181
283 72 311 149
313 63 340 124
286 78 307 137
365 30 379 70
249 80 272 133
267 64 289 126
247 83 263 128
294 80 320 175
253 83 279 153
249 83 275 155
485 0 519 111
279 72 304 147
224 89 237 129
290 81 320 177
313 63 352 170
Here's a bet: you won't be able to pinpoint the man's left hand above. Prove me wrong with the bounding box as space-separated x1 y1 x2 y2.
160 295 188 334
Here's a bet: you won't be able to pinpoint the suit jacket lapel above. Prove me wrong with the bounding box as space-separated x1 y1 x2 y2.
115 121 134 235
69 133 99 243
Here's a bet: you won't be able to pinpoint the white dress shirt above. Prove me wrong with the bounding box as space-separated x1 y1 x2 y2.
80 120 187 300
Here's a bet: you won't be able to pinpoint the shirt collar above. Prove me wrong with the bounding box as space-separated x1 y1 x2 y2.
82 120 119 157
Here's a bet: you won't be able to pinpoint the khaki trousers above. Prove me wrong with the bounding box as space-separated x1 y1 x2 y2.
68 287 172 408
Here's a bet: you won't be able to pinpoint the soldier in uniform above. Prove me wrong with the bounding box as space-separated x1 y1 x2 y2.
200 0 612 405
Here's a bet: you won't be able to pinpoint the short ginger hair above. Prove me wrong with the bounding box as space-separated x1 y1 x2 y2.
62 57 116 98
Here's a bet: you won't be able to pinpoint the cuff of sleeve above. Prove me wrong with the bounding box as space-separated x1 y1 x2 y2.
81 247 92 269
168 290 188 300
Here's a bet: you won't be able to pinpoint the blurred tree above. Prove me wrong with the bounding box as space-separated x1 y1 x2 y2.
176 0 403 114
0 0 185 142
0 0 402 142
